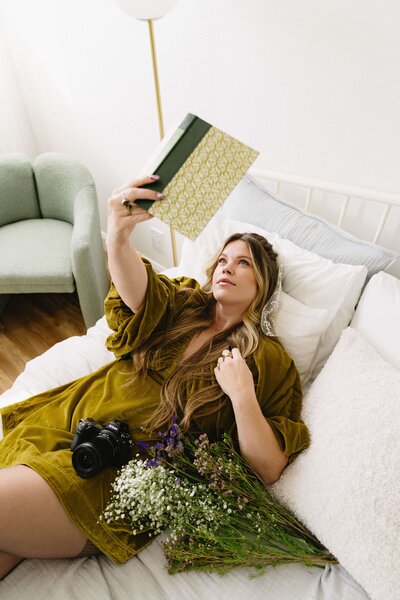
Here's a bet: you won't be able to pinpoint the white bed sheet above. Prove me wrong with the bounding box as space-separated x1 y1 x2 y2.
0 539 369 600
0 318 370 600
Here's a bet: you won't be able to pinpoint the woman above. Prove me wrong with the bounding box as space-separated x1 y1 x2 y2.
0 175 309 578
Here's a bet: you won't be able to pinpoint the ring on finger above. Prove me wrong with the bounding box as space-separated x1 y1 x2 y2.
121 191 133 213
221 349 233 360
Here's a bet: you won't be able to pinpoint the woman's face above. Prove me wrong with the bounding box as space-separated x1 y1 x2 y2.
212 240 259 311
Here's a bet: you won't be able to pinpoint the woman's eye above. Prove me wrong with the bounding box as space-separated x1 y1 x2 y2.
239 259 250 266
218 257 226 264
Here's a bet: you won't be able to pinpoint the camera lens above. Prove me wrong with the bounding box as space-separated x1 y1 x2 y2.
72 440 113 478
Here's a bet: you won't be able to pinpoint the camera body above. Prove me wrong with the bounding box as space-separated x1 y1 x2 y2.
71 418 133 478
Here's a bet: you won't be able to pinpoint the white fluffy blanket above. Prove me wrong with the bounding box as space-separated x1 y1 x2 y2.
273 327 400 600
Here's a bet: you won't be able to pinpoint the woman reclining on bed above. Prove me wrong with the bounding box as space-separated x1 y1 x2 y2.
0 175 309 578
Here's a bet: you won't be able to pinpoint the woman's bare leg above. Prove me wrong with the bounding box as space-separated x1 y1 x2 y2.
0 465 88 578
0 552 23 579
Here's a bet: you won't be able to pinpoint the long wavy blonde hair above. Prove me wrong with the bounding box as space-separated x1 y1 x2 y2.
132 233 279 433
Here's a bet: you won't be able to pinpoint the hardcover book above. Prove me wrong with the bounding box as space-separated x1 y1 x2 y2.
137 113 259 240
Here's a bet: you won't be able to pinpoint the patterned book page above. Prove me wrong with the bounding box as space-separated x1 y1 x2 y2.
148 127 259 240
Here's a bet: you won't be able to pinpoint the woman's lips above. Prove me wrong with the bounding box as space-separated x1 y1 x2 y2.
217 278 236 285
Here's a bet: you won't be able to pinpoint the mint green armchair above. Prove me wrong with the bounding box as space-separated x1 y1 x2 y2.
0 153 109 328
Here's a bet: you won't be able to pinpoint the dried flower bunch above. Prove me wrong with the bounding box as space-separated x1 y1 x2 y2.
102 422 337 574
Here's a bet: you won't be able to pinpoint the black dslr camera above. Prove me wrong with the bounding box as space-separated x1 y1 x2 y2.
71 418 133 478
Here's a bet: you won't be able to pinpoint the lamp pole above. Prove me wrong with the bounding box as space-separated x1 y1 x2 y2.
114 0 179 266
147 19 164 140
146 19 178 267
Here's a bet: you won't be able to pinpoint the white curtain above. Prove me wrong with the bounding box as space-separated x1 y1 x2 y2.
0 26 37 157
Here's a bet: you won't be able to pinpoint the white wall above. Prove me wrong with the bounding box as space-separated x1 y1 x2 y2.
1 0 399 268
0 22 37 156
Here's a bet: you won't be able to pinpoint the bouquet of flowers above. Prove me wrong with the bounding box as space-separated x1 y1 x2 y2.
102 422 337 574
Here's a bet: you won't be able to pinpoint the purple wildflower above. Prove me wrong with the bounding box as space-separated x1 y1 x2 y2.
170 425 179 437
146 458 161 468
137 441 150 449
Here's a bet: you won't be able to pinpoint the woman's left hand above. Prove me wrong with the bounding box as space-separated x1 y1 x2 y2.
214 347 256 404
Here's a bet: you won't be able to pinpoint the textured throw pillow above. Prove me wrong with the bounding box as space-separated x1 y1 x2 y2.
350 271 400 370
222 174 398 279
177 213 367 382
272 327 400 600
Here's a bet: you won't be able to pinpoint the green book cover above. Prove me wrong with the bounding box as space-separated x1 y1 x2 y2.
137 113 259 240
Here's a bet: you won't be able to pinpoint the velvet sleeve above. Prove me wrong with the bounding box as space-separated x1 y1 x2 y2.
104 258 200 358
252 337 310 462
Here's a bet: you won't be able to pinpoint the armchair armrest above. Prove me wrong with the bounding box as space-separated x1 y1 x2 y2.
72 185 110 328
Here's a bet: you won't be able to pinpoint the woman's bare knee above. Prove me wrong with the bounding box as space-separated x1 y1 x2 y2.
0 465 86 558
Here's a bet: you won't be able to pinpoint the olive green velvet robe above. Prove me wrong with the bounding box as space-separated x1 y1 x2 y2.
0 260 309 564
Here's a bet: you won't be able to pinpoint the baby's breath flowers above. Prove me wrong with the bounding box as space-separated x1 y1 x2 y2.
102 423 337 574
103 459 226 540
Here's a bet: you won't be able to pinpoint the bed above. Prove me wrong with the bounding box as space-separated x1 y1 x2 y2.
1 169 399 600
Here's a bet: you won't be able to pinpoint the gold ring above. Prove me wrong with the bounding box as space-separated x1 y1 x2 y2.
221 349 233 360
121 191 133 213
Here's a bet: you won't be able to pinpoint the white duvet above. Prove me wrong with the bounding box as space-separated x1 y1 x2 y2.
0 317 369 600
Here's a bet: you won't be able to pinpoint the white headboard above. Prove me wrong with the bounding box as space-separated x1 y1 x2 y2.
250 168 400 278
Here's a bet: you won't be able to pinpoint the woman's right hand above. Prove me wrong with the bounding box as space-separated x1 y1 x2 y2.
107 175 164 246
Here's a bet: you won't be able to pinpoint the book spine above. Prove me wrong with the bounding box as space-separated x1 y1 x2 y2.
136 114 212 210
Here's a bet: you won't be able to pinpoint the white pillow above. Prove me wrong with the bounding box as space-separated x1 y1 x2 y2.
178 213 367 381
350 271 400 370
273 293 329 382
272 233 367 378
272 327 400 600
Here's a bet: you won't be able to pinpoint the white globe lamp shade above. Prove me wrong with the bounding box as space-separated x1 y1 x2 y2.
114 0 178 20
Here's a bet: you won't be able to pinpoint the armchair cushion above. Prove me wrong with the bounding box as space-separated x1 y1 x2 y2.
0 220 74 293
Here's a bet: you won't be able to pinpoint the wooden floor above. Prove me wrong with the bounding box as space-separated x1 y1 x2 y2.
0 293 86 394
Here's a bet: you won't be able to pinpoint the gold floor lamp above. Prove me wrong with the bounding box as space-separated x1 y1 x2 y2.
114 0 179 267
